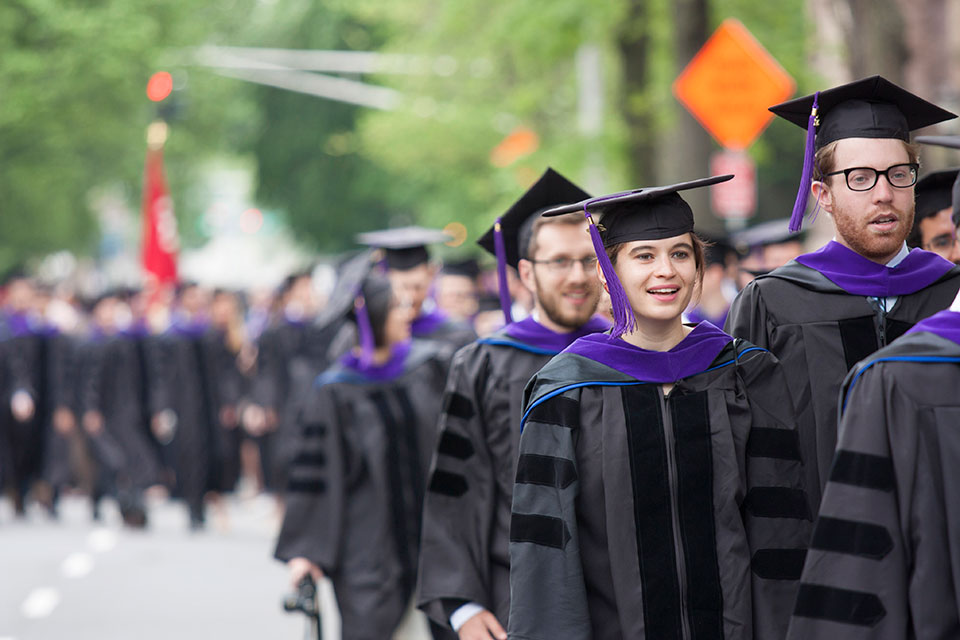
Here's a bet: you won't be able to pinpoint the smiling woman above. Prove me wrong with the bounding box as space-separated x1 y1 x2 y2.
507 177 812 640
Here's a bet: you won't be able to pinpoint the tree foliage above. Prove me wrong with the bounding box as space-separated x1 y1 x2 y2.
0 0 258 273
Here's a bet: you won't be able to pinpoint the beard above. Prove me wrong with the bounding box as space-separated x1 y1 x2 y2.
832 199 914 262
533 271 600 330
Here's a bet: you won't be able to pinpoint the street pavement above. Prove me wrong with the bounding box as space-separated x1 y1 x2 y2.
0 493 333 640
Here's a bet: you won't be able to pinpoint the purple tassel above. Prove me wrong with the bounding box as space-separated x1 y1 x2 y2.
493 218 514 325
586 211 635 338
354 295 376 368
789 91 820 233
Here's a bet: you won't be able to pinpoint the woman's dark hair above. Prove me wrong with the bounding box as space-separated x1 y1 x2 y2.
359 275 394 348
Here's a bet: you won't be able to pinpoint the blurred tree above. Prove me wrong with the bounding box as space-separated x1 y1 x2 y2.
0 0 257 273
240 1 397 253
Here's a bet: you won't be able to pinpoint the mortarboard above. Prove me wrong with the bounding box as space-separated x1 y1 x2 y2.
731 217 805 256
770 75 957 232
541 175 734 338
476 168 590 323
915 169 960 221
356 226 451 271
441 258 481 280
916 136 960 225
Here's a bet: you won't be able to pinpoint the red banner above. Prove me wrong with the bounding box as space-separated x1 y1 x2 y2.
141 146 179 286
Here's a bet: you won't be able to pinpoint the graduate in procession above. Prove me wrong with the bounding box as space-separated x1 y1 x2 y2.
509 176 811 640
77 291 164 525
725 76 960 510
908 167 960 263
274 251 455 640
148 282 225 529
249 271 337 494
787 133 960 639
358 227 478 351
417 168 609 639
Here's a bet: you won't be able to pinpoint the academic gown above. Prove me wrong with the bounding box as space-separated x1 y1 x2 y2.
0 314 47 505
254 318 342 491
787 311 960 639
274 339 453 640
417 316 610 630
78 332 165 493
725 242 960 509
150 321 221 524
411 308 477 351
40 330 80 492
509 326 811 640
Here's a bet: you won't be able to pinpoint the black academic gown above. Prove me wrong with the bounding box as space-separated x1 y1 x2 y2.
40 330 80 493
417 332 557 629
78 333 165 494
150 325 221 524
201 328 245 492
0 317 46 507
725 261 960 509
254 318 341 491
787 329 960 639
274 340 452 640
509 341 811 640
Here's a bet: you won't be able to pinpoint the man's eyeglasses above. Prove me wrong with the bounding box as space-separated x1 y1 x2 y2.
528 257 598 273
823 163 919 192
924 232 957 252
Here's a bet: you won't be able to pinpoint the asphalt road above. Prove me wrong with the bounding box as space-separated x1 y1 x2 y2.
0 494 334 640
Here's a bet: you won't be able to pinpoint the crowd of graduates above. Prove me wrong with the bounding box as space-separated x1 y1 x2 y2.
6 74 960 640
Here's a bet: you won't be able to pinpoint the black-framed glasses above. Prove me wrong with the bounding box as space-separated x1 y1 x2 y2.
924 231 957 252
528 256 598 273
824 163 919 191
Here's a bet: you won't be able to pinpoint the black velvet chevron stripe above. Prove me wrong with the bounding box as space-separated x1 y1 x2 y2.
302 424 327 438
437 430 474 460
428 470 468 497
293 451 326 467
744 487 812 520
885 318 913 344
515 454 577 489
622 385 683 640
510 513 571 549
287 478 327 494
751 549 807 580
672 391 724 640
830 450 895 492
811 517 894 560
443 391 475 420
747 428 803 461
526 395 580 429
794 584 886 627
839 316 879 371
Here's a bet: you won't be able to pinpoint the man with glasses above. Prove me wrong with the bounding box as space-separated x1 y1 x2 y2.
417 169 607 640
908 168 960 263
726 76 960 511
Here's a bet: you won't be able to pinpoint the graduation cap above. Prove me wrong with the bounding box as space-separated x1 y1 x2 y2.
540 175 735 338
356 226 452 271
476 168 590 323
731 218 805 256
698 233 735 267
916 136 960 225
770 75 957 233
441 258 481 280
317 250 392 367
915 169 960 220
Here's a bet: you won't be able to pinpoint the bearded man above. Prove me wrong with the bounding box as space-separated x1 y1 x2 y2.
416 168 608 640
725 76 960 511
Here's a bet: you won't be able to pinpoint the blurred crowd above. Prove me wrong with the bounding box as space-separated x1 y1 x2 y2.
0 218 892 531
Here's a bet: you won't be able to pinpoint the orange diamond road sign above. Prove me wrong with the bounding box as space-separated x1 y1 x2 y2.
673 18 795 150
